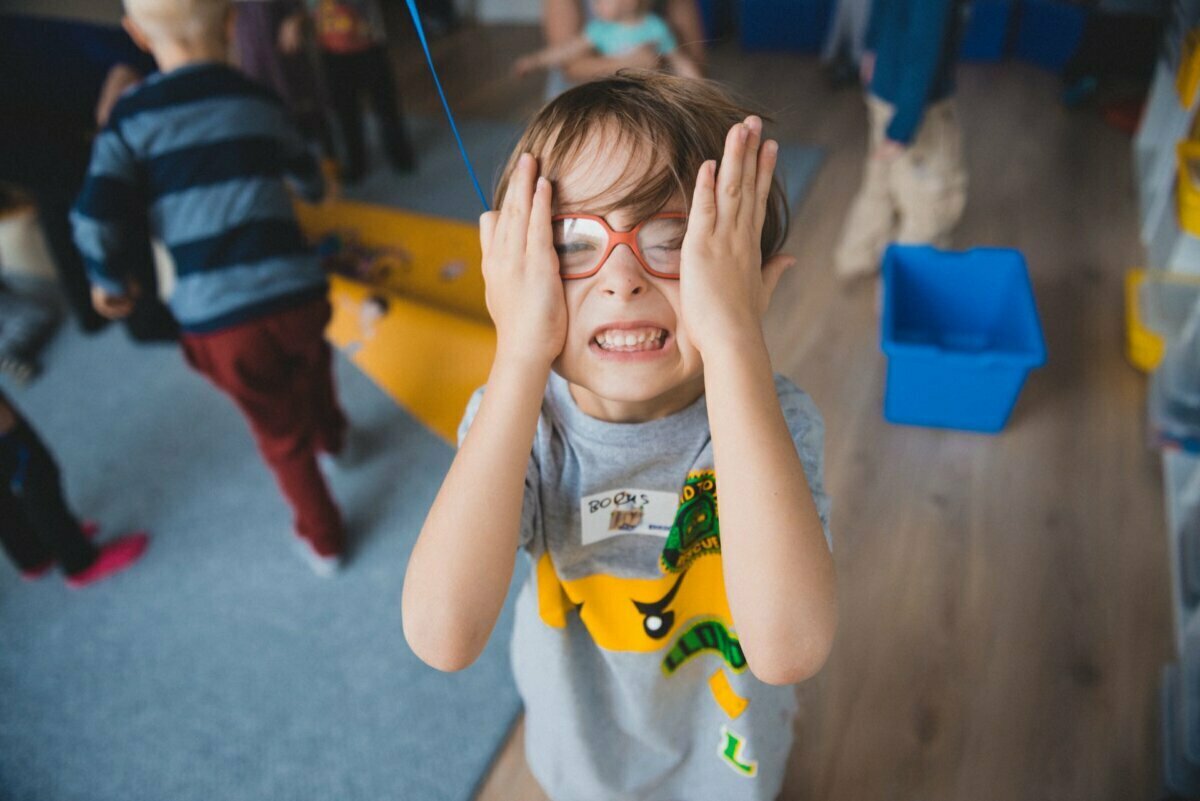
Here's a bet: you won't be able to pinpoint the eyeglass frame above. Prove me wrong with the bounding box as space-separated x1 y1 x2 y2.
550 212 688 281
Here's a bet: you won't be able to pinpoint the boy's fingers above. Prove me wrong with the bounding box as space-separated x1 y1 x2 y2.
739 116 762 219
715 122 746 223
753 139 779 234
527 177 556 271
500 153 536 251
688 160 717 238
479 211 498 260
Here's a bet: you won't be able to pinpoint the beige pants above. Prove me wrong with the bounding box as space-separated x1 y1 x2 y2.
834 94 968 278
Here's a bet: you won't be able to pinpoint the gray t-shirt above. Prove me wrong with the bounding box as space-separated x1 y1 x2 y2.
458 372 832 801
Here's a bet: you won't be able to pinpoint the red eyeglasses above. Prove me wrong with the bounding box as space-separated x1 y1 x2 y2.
551 213 687 280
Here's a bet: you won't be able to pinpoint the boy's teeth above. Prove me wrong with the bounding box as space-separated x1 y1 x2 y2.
595 327 666 351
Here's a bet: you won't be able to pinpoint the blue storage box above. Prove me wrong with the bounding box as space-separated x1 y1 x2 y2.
881 246 1047 433
1014 0 1087 72
740 0 833 52
959 0 1012 62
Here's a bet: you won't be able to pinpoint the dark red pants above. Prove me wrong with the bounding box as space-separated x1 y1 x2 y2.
182 299 346 556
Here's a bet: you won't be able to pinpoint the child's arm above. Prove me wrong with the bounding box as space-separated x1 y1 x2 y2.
514 36 595 76
666 51 702 80
679 117 838 686
402 153 566 672
70 123 141 313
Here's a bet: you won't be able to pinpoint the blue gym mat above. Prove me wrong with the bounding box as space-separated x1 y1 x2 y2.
344 115 824 223
0 318 524 801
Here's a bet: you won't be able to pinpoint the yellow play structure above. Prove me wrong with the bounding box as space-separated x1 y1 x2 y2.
295 198 496 443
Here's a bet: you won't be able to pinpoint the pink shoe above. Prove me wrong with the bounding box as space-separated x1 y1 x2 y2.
19 522 101 581
65 533 149 589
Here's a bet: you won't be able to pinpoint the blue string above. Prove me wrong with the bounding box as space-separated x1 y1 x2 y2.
404 0 491 211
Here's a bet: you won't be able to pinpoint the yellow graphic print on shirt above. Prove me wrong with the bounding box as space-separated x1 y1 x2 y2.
536 470 758 778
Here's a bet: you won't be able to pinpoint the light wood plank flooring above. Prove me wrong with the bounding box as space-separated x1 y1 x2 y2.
389 24 1170 801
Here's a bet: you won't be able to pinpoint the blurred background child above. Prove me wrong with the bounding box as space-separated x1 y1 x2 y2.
233 0 334 158
307 0 416 183
0 391 148 587
515 0 700 79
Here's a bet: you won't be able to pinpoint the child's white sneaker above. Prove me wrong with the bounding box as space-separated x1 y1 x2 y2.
293 537 343 577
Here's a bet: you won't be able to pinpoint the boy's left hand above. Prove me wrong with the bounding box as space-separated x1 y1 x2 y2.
679 115 795 357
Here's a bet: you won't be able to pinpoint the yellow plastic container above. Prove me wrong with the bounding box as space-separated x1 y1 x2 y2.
1178 141 1200 236
1180 29 1200 107
1127 269 1165 373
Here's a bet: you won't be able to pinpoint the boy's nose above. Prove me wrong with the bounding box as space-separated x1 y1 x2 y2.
598 244 646 298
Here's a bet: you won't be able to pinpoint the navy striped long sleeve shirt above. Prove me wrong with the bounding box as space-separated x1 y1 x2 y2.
71 62 327 333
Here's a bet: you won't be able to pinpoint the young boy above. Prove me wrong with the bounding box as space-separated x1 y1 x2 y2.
403 73 837 799
515 0 701 80
1 391 148 587
71 0 348 574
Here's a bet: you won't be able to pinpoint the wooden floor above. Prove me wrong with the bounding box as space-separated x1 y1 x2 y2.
392 24 1172 801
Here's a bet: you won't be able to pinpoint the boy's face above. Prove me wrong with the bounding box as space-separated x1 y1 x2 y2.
550 138 705 422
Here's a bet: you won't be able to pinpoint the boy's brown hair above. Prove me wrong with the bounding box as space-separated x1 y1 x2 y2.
495 71 789 261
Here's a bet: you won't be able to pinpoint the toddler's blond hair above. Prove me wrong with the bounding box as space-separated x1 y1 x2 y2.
124 0 231 45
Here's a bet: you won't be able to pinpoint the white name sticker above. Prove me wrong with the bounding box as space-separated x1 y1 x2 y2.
579 488 679 546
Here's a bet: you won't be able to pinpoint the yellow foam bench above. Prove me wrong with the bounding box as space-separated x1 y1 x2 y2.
296 199 495 443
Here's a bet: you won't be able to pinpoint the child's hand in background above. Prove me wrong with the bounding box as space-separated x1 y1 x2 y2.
679 116 794 357
278 12 307 55
479 153 567 368
90 282 139 320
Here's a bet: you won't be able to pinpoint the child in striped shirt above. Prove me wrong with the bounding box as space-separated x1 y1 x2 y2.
72 0 348 575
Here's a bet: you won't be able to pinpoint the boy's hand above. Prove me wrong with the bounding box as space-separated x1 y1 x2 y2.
479 153 567 369
91 283 139 320
679 116 795 357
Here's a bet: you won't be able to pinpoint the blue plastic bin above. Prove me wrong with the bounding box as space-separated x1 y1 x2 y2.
959 0 1012 62
881 246 1047 433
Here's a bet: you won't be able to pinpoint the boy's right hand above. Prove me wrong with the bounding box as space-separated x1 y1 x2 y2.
479 153 567 369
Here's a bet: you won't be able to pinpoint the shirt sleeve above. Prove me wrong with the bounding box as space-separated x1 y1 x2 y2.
645 14 678 54
884 0 955 145
774 375 833 550
70 122 141 296
458 386 543 552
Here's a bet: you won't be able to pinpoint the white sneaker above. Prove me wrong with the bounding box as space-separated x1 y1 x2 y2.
293 537 343 577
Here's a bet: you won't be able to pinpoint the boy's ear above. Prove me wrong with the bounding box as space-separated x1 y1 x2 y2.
121 16 152 54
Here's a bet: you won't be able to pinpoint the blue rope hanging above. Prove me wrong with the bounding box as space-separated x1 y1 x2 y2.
404 0 491 211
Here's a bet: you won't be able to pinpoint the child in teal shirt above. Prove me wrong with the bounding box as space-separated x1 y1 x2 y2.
515 0 700 79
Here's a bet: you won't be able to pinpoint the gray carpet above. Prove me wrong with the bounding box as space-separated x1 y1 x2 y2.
0 318 524 801
343 115 824 223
